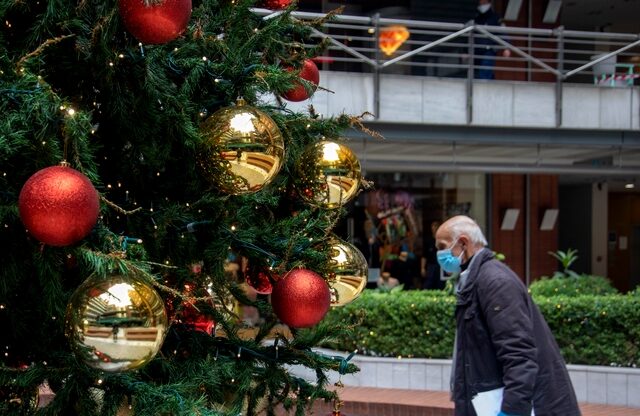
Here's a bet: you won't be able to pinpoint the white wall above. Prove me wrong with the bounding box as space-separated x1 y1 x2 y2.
280 71 640 130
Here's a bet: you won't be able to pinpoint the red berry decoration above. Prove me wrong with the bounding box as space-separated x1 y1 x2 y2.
282 59 320 102
261 0 293 10
118 0 192 45
19 165 100 247
271 269 331 328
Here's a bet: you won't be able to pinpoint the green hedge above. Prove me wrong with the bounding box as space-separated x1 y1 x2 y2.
529 275 618 297
322 289 640 366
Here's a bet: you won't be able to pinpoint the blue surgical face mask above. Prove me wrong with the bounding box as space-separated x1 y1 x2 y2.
437 239 465 274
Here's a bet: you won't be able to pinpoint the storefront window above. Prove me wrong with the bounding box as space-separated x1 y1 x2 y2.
348 172 486 290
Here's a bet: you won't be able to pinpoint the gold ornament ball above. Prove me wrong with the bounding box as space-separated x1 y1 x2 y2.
296 140 361 208
198 98 285 194
326 237 368 306
65 273 168 372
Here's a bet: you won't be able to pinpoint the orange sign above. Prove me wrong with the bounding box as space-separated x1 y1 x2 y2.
379 25 410 56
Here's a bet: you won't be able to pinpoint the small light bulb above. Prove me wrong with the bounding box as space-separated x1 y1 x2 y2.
202 56 208 61
108 62 114 67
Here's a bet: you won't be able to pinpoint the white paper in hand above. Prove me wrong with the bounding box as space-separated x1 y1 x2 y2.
471 387 535 416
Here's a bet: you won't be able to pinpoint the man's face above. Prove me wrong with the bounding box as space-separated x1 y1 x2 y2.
435 227 455 251
479 0 490 5
435 226 465 258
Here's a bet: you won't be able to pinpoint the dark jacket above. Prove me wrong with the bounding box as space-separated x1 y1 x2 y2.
452 249 581 416
474 8 502 52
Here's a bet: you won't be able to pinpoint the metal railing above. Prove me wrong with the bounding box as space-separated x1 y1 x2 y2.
255 8 640 125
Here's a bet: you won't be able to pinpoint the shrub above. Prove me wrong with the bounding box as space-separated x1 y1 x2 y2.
322 290 456 359
529 275 618 297
322 289 640 367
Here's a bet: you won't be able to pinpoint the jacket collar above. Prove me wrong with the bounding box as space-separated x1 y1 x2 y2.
456 248 494 302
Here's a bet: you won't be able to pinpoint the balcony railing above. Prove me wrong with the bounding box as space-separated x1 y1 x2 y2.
254 8 640 123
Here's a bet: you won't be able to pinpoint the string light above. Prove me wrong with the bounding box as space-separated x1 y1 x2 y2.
108 61 114 67
202 56 208 61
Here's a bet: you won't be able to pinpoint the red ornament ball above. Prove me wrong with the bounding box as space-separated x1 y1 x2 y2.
178 301 215 335
261 0 293 10
282 59 320 102
19 165 100 247
271 269 331 328
119 0 192 45
245 265 274 295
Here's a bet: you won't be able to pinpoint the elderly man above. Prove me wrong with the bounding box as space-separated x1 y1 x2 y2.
435 215 580 416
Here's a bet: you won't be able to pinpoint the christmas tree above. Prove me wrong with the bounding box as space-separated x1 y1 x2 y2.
0 0 369 414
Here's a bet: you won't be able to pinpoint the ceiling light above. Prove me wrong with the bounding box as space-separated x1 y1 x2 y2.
625 183 635 189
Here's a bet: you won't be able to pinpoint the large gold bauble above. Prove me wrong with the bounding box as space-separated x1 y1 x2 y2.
295 140 361 208
198 98 285 194
326 237 368 306
65 273 168 372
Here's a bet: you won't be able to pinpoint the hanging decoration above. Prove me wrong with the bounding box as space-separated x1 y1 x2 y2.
295 140 362 208
19 163 100 247
326 237 368 307
379 25 410 56
260 0 293 10
244 264 275 295
65 273 168 372
271 269 330 328
172 282 216 335
118 0 192 45
198 98 285 195
281 59 320 102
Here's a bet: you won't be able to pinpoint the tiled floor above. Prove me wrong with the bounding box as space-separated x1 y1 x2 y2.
305 386 640 416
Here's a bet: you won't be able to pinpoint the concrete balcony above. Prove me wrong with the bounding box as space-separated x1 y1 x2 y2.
285 71 640 130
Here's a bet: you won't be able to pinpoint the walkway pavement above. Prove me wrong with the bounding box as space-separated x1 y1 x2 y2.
308 386 640 416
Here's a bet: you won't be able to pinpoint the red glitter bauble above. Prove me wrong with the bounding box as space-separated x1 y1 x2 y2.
261 0 293 10
19 165 100 247
118 0 192 45
271 269 330 328
282 59 320 102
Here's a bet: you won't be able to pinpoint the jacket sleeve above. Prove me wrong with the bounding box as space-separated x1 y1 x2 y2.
476 262 538 415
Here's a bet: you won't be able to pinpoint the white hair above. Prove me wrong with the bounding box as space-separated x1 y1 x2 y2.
448 216 488 247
